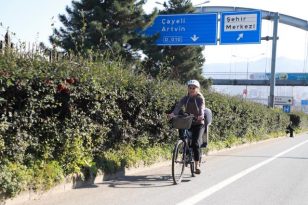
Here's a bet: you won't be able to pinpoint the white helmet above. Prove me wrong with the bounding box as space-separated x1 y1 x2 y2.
187 79 200 88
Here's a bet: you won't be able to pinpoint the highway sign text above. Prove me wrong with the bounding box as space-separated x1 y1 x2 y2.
220 11 261 44
274 96 293 105
224 14 257 31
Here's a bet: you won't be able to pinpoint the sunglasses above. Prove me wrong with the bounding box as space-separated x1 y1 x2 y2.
188 86 197 90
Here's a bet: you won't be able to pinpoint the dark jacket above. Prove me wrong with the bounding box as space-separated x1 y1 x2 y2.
172 93 205 125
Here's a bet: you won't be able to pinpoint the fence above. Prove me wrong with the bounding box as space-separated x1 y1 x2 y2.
0 31 69 62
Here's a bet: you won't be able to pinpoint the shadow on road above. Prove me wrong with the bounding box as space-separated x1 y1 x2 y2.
98 174 191 189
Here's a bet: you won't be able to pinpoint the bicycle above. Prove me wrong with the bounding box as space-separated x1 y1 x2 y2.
170 114 202 185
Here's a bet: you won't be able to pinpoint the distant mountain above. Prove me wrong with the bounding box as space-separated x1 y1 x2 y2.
203 57 307 79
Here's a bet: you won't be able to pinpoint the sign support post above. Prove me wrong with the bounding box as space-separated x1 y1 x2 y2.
269 12 279 108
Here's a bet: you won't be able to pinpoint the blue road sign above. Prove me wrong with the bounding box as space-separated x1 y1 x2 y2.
301 100 308 106
143 14 217 46
262 73 308 80
283 105 291 113
220 10 262 45
275 73 308 80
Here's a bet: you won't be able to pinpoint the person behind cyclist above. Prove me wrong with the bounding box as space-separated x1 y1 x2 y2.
168 80 205 174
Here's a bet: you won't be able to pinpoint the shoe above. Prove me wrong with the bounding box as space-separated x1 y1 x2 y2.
195 168 201 174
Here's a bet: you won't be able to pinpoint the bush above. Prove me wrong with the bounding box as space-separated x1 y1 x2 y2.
204 90 289 143
0 162 30 199
29 161 64 192
0 51 300 200
96 144 172 174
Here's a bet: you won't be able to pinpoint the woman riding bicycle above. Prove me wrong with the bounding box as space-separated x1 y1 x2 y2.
168 79 205 174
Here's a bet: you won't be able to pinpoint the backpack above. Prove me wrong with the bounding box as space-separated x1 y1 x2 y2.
204 108 212 126
201 108 212 148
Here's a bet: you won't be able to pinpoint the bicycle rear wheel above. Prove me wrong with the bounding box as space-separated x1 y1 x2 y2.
172 140 185 184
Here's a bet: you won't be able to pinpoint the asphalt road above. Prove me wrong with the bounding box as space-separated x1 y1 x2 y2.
14 132 308 205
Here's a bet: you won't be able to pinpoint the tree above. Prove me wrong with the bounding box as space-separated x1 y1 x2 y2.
141 0 210 88
50 0 157 62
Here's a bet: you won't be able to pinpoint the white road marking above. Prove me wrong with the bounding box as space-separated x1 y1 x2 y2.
177 139 308 205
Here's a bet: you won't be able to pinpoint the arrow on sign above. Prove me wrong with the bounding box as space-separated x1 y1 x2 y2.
236 33 244 41
191 34 199 42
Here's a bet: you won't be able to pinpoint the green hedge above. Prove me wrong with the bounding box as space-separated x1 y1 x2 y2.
0 52 300 200
205 91 290 143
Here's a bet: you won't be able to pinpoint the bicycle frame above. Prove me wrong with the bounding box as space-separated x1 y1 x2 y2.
172 128 195 184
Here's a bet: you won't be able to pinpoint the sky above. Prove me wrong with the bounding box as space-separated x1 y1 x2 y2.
145 0 308 67
0 0 72 47
1 0 308 68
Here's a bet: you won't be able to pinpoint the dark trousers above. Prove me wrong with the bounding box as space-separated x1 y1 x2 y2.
189 124 205 161
286 125 294 137
178 124 205 161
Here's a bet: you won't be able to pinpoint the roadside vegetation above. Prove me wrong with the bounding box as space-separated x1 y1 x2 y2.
1 0 308 202
1 50 308 201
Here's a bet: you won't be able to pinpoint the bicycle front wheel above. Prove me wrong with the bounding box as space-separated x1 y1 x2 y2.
172 140 185 185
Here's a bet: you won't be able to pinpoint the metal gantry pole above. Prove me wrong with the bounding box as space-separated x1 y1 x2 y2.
245 58 249 99
269 12 279 108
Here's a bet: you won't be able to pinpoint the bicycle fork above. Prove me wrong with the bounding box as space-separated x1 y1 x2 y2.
184 142 193 166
